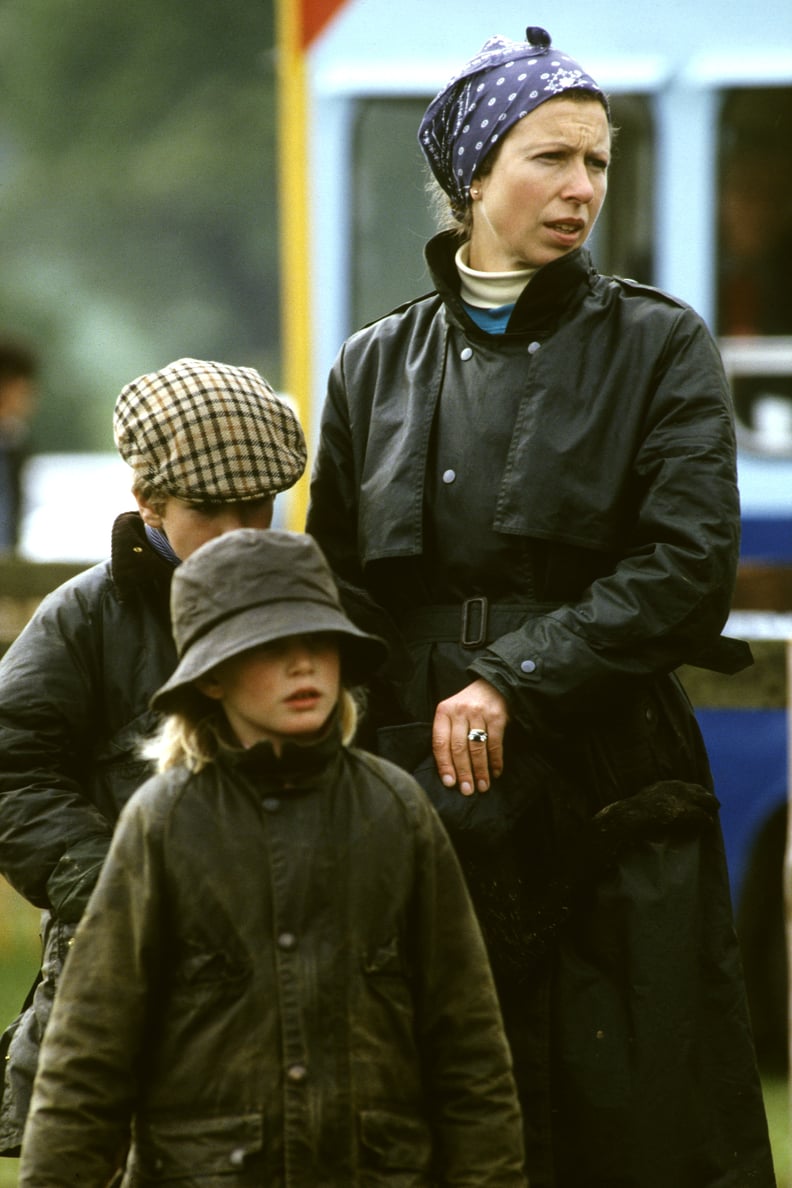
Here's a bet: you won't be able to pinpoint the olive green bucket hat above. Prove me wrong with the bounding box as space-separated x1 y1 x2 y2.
151 529 387 713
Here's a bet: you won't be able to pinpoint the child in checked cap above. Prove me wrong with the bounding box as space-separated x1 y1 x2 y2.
0 359 306 1159
19 528 527 1186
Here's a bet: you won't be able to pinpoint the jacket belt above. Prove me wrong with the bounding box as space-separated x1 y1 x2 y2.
398 599 752 674
397 598 558 649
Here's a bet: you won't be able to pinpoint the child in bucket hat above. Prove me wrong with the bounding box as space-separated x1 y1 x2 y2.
19 528 527 1185
0 360 306 1159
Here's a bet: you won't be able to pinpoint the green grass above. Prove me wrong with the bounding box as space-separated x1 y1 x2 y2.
0 880 789 1184
764 1076 790 1187
0 881 38 1186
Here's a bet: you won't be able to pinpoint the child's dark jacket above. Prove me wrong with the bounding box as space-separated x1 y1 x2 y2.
0 512 175 1152
19 730 527 1186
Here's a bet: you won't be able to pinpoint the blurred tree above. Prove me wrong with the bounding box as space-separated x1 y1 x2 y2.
0 0 279 449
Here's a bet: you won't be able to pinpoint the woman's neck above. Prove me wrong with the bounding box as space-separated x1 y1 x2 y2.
455 243 536 308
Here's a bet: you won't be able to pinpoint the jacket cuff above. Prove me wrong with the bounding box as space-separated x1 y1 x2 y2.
46 835 111 924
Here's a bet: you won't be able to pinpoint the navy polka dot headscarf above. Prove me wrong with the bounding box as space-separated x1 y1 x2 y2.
418 27 608 216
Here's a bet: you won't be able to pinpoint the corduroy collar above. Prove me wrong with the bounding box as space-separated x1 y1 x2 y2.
109 510 176 610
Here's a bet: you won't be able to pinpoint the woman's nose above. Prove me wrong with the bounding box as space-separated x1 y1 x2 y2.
564 160 595 203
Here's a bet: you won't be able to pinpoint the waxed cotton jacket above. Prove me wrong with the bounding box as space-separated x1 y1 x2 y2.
309 235 750 714
19 730 527 1187
307 233 774 1186
0 512 176 1153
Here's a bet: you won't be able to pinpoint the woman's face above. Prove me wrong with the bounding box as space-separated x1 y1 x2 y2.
198 632 341 752
468 96 611 272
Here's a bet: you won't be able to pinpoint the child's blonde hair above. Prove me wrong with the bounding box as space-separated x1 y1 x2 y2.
144 686 360 774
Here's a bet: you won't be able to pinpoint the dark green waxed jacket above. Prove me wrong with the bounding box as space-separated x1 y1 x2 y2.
19 731 527 1187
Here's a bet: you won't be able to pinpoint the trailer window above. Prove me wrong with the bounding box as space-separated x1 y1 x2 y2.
717 87 792 456
717 87 792 338
350 93 654 330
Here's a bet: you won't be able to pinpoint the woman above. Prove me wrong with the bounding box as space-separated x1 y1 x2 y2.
307 26 775 1188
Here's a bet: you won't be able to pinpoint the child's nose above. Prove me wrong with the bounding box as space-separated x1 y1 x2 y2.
287 642 314 670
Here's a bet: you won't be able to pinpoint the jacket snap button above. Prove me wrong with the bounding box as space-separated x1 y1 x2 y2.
287 1063 308 1083
442 469 456 484
520 659 537 674
229 1147 246 1168
262 797 281 813
528 341 541 354
278 931 297 950
460 346 473 360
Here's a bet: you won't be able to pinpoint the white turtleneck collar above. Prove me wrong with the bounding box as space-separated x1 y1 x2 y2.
455 243 536 309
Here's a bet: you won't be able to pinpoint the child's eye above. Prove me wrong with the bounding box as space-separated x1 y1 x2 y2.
187 502 222 517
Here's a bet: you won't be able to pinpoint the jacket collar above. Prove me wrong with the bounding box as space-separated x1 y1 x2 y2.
221 714 344 791
425 230 595 336
110 510 176 610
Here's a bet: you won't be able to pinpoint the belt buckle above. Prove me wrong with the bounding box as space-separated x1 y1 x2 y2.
461 596 488 648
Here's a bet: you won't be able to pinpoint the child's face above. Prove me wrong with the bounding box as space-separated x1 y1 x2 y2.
136 494 274 560
199 633 341 752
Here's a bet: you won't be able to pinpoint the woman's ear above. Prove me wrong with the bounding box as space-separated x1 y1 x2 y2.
195 673 224 701
134 491 164 529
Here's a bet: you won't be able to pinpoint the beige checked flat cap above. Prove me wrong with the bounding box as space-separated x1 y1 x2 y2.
113 357 306 501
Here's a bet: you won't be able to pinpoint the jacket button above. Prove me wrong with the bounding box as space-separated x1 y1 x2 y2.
528 341 541 354
442 469 456 484
262 797 281 813
278 931 297 950
460 346 473 360
287 1063 308 1083
229 1147 247 1167
520 659 537 674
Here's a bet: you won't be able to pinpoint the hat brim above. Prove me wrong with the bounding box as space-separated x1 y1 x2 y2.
151 599 387 715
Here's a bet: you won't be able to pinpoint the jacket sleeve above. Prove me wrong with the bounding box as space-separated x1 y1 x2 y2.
307 352 366 588
470 308 746 719
409 793 527 1186
0 577 114 916
307 356 415 692
18 786 164 1185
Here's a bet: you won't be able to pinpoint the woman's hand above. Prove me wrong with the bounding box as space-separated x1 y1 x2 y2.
432 678 509 796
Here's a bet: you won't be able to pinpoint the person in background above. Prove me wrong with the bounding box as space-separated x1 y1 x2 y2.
18 528 527 1186
0 337 38 554
0 357 306 1158
307 25 775 1188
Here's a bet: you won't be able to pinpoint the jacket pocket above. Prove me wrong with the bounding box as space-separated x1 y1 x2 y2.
376 721 558 856
358 1108 434 1179
129 1112 263 1181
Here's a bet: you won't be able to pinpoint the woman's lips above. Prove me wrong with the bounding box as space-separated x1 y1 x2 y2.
546 219 585 243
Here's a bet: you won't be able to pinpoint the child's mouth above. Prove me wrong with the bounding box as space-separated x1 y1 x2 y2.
286 688 321 706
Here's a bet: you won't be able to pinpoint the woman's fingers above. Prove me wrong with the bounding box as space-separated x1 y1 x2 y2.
431 678 509 796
